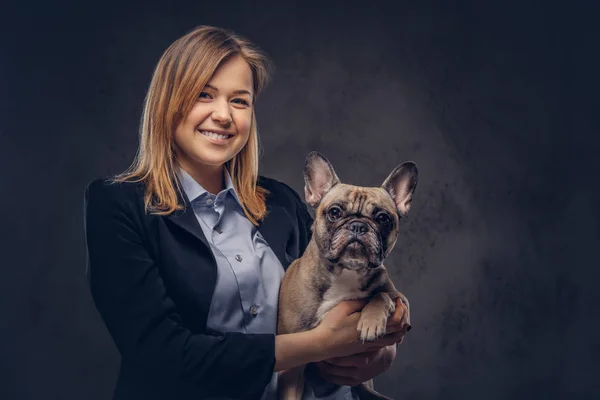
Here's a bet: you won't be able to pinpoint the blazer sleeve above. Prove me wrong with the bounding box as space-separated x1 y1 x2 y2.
83 179 275 399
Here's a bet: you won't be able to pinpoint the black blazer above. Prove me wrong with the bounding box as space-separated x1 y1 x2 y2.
83 175 314 400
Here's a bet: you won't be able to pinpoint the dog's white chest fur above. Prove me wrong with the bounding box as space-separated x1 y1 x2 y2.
314 269 370 326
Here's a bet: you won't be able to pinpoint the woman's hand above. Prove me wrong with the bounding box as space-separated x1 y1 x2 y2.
314 296 410 385
274 297 409 373
313 345 396 386
313 299 407 361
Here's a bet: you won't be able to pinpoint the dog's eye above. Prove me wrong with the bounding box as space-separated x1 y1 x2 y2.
327 206 342 221
376 213 391 225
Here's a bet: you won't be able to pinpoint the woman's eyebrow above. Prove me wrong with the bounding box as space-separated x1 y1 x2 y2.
205 84 252 96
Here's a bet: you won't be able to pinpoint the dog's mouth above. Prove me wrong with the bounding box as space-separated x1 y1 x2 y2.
324 227 384 269
347 238 365 250
336 238 381 269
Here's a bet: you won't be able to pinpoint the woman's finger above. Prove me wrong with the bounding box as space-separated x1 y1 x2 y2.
387 297 405 325
364 330 406 350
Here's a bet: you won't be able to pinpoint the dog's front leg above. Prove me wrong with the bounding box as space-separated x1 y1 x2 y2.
356 292 397 342
277 365 306 400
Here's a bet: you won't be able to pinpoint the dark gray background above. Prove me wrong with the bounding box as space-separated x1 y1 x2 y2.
2 0 599 399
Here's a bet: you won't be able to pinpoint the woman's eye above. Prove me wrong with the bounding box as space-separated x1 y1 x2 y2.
199 92 212 99
232 98 250 106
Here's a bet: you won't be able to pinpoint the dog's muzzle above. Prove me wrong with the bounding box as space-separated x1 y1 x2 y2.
346 220 369 236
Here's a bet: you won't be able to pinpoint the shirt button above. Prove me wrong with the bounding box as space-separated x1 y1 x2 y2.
206 198 214 205
235 254 242 262
250 305 259 316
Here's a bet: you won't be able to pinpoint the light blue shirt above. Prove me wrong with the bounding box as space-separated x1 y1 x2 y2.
177 167 357 400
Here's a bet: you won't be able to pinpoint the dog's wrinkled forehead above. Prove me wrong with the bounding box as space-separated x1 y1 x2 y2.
319 184 398 217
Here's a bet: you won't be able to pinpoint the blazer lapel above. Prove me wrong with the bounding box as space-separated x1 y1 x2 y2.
165 179 211 250
165 175 296 270
257 202 295 271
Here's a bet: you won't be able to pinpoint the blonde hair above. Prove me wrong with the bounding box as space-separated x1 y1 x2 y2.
111 25 273 225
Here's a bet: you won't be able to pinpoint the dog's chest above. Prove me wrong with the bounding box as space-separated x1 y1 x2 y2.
313 269 370 326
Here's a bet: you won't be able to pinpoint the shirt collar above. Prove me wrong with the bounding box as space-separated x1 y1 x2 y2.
176 166 243 209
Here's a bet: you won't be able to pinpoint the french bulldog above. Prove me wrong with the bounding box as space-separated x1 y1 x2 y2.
276 151 418 400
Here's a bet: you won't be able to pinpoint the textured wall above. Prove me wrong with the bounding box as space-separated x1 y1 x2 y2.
2 1 598 399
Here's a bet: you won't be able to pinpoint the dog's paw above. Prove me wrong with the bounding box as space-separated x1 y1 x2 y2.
356 293 399 342
357 310 388 342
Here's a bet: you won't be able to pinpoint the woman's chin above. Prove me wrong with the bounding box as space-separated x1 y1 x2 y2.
193 151 238 168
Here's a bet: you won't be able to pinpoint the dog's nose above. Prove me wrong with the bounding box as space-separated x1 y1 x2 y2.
348 221 368 235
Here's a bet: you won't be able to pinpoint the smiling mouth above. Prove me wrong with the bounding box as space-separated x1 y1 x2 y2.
198 130 234 141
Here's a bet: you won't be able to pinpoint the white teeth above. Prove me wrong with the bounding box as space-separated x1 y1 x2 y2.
200 130 231 140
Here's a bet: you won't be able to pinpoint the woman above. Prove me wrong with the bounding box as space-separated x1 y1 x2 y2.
83 25 407 400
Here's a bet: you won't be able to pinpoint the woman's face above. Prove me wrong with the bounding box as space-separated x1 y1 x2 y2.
174 54 254 172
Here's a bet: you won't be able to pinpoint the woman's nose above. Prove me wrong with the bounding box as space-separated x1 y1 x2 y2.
211 99 232 124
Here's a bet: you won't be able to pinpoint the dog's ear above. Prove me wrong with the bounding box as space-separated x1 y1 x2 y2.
382 161 418 217
304 151 341 208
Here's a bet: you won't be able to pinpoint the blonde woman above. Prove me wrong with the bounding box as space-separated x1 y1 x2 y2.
83 25 406 400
